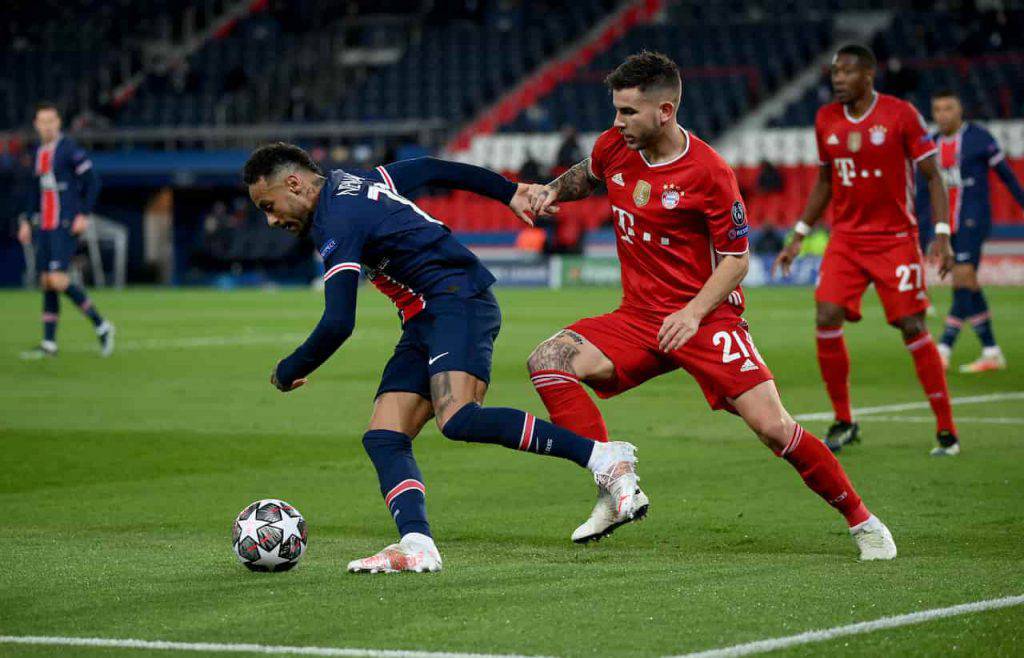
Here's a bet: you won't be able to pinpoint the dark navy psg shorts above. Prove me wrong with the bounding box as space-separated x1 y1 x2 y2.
376 288 502 400
952 227 988 269
36 229 77 272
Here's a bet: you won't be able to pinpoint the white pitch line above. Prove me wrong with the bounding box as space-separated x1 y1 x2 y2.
794 391 1024 422
856 415 1024 425
668 594 1024 658
63 333 308 353
0 636 551 658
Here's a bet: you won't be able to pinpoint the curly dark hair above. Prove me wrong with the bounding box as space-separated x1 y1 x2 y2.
834 44 877 71
242 142 322 185
604 50 681 100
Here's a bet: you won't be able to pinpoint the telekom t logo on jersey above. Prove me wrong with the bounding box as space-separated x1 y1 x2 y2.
612 205 636 243
835 158 857 187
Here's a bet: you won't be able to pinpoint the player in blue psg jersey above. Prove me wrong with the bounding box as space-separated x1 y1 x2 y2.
18 103 114 359
243 143 648 574
917 90 1024 374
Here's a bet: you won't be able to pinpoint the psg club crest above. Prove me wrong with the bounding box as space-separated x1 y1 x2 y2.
661 183 682 209
869 125 887 146
847 131 862 153
633 180 651 207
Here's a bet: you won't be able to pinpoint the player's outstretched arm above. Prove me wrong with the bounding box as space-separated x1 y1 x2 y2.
378 157 517 204
918 155 954 278
272 271 359 392
376 157 534 224
529 158 600 216
771 165 832 278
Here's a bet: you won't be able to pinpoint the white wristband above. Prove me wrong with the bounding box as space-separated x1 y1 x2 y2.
793 221 812 237
934 222 951 236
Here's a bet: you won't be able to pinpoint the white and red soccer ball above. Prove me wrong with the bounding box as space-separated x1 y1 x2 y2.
232 498 307 572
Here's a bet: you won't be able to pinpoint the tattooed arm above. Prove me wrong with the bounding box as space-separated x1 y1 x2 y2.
528 158 603 216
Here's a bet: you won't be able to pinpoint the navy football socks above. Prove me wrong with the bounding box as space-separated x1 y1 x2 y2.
441 403 595 468
362 430 431 538
42 291 59 343
969 290 996 348
940 287 971 349
64 284 104 327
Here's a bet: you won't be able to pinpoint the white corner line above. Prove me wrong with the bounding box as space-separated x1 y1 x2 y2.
0 636 552 658
666 594 1024 658
793 391 1024 422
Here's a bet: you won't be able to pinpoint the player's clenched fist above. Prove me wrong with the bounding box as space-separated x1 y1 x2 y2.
658 306 701 352
271 362 306 392
527 184 561 217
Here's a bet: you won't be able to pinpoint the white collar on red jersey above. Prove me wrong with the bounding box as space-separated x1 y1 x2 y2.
638 125 690 168
843 92 878 124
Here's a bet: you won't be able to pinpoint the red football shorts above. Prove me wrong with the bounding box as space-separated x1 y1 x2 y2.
815 232 930 323
567 304 774 413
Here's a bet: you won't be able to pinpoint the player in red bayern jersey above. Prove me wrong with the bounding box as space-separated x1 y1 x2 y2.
525 51 896 560
773 44 958 457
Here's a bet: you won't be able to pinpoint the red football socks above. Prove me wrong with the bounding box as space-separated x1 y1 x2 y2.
530 369 608 442
779 424 870 527
816 326 853 424
904 331 957 434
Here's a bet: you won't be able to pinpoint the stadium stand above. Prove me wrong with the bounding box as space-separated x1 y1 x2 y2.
2 1 1023 287
771 9 1024 127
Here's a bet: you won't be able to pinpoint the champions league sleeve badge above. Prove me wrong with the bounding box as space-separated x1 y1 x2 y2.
728 201 750 240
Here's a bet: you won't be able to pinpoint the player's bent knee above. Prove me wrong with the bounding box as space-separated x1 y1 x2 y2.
815 304 844 328
437 401 481 441
893 314 926 338
49 273 69 291
743 411 792 452
527 338 577 374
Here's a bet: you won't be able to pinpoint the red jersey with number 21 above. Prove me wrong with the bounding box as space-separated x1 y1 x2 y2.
815 92 936 238
590 126 750 316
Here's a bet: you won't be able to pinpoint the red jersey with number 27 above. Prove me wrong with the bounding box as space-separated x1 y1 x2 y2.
590 126 750 315
815 92 937 238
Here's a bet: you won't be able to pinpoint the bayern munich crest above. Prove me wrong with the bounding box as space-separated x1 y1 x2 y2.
661 183 682 209
869 125 887 145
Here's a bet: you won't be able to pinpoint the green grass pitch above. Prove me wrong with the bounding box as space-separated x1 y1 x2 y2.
1 285 1022 657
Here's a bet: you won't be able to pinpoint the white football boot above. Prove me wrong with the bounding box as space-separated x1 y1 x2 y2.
572 441 649 543
97 321 116 357
850 515 897 561
959 347 1006 374
347 532 442 574
937 343 951 371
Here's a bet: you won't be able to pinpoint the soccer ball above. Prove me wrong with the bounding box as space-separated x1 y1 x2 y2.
232 498 308 572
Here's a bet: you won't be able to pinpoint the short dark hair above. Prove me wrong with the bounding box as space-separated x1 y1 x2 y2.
834 44 877 70
605 50 681 101
931 88 960 100
243 142 322 185
34 101 60 117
